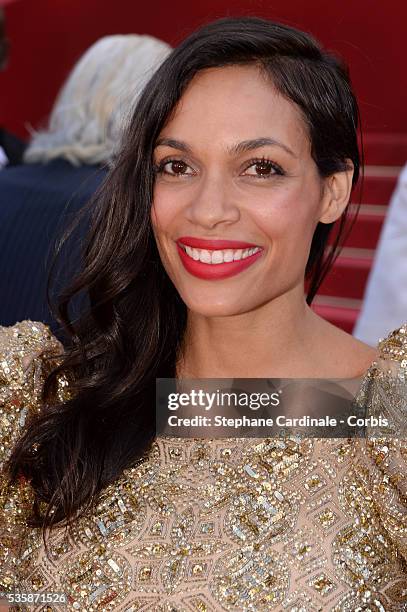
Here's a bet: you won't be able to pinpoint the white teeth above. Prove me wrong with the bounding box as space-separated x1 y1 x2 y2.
211 250 224 264
200 250 212 264
223 249 234 262
181 244 261 264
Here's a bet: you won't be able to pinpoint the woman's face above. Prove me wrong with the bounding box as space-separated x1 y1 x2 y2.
151 65 333 317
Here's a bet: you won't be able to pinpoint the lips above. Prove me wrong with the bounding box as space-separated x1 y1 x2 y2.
175 238 264 280
177 236 260 250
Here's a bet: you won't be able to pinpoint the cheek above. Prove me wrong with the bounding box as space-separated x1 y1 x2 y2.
252 187 321 280
150 189 184 272
150 196 170 263
151 182 188 233
151 189 171 233
254 189 318 244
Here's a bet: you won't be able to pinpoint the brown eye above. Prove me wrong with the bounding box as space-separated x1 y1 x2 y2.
243 158 284 178
155 159 195 177
251 160 275 177
255 161 272 176
170 160 188 174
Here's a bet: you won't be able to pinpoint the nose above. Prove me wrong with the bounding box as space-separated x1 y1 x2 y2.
185 170 240 230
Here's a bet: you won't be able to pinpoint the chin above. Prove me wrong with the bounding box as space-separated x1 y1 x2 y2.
179 292 250 317
188 304 243 317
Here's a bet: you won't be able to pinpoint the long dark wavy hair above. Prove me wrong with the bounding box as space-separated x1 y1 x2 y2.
5 16 363 534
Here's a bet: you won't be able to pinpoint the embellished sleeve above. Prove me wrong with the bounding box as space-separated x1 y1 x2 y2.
0 319 65 471
0 321 66 595
355 323 407 564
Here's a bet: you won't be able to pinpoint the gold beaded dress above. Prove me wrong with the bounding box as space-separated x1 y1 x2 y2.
0 320 406 612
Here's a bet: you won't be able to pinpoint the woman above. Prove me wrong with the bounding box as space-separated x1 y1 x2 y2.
0 16 406 611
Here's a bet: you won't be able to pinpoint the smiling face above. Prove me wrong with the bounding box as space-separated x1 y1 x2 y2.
151 64 337 317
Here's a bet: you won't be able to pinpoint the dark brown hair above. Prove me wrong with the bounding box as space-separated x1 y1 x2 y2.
5 16 363 536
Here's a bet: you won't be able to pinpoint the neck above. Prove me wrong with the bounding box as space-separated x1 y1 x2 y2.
176 284 328 378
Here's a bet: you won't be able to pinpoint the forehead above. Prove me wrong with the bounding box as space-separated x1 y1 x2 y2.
160 65 310 156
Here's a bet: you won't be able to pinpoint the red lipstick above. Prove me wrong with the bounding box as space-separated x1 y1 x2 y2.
177 236 259 250
176 237 263 280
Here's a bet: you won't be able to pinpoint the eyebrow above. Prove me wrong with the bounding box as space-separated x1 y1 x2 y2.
155 136 297 158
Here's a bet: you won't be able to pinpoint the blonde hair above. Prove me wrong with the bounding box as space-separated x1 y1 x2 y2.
24 34 172 166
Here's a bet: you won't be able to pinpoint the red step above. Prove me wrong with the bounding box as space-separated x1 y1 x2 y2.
362 133 407 167
328 205 386 250
351 173 398 205
317 248 373 301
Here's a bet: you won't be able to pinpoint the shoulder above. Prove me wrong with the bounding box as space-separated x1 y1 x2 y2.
0 320 65 469
0 320 63 370
376 322 407 366
0 321 67 585
357 322 407 431
309 312 379 377
354 323 407 561
361 322 407 405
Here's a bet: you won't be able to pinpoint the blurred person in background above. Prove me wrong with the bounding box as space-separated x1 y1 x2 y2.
353 162 407 345
0 5 27 166
0 33 171 339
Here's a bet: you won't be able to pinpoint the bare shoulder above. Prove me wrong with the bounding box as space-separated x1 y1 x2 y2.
311 313 379 377
339 334 379 373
